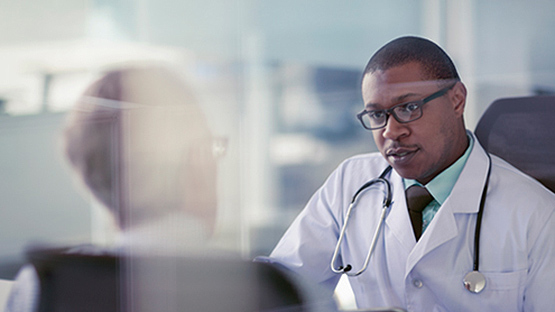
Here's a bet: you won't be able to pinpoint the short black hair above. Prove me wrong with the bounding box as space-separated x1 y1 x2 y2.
363 36 460 82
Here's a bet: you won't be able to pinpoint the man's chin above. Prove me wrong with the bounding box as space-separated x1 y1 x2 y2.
390 165 422 181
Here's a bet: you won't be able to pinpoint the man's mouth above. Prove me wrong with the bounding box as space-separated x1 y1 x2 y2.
389 151 412 157
385 148 418 163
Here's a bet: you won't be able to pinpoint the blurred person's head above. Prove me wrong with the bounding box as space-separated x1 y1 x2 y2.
62 66 217 233
360 36 468 184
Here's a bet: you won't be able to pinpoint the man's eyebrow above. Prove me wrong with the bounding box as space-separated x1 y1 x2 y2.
364 103 381 110
394 92 422 103
365 92 423 109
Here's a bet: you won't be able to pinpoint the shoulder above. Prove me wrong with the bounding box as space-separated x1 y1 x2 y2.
465 134 555 211
309 152 390 209
490 155 554 202
4 265 39 312
487 155 555 237
324 152 389 188
336 152 388 174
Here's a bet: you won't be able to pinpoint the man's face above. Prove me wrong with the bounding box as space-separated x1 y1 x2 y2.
361 62 467 184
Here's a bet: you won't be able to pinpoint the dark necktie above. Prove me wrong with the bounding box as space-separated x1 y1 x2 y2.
406 185 434 241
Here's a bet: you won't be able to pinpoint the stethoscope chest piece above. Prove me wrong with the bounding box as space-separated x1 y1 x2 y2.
463 271 486 293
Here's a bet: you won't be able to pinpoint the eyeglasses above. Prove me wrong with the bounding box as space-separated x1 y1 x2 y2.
356 83 456 130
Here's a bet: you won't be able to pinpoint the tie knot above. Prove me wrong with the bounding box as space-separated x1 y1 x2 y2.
406 185 433 213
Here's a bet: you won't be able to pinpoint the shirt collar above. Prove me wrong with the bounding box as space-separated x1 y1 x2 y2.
404 134 474 205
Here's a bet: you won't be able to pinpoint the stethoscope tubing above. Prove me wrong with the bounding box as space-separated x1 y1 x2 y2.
473 153 492 272
331 166 392 276
462 153 492 294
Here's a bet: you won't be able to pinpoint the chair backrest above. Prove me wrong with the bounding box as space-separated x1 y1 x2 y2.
474 95 555 193
29 248 120 312
29 248 336 312
126 255 307 312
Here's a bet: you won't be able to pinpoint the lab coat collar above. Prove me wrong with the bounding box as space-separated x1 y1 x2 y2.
411 131 489 269
384 131 489 247
397 131 491 275
385 168 416 252
445 131 490 215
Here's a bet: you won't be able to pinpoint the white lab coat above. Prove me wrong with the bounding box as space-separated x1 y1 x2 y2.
269 132 555 312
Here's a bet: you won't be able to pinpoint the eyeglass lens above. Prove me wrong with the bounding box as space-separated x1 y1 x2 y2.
362 102 422 129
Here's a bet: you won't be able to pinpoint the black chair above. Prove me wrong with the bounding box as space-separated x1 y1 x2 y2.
28 248 120 312
474 95 555 193
28 248 336 312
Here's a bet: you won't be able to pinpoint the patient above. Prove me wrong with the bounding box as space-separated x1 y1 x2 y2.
4 66 221 311
5 65 336 312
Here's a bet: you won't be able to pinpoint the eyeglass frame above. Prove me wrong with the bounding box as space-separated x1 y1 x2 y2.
356 82 457 131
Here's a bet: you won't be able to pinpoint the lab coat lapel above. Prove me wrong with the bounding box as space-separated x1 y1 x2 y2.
385 169 416 252
405 132 490 274
405 200 459 273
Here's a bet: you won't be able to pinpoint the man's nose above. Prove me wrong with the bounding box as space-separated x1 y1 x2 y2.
382 114 409 141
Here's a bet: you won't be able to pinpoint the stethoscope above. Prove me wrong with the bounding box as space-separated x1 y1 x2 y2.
330 154 492 294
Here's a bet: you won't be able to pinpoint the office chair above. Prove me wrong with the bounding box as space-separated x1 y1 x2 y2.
474 95 555 193
28 248 336 312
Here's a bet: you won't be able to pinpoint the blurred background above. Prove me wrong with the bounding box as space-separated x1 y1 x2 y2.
0 0 554 306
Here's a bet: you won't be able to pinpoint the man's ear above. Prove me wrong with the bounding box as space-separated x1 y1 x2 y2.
451 81 467 117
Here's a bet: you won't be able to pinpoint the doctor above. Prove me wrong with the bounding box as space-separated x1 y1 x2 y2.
266 36 555 311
